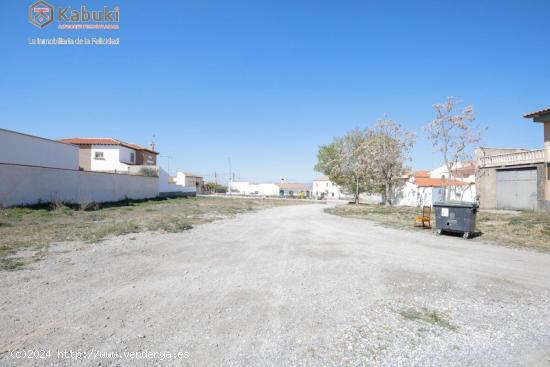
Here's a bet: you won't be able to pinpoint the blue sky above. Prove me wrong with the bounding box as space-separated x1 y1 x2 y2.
1 0 549 183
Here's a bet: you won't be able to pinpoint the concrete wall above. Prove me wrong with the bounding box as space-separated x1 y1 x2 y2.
78 145 92 170
477 166 498 209
0 128 79 170
0 163 159 207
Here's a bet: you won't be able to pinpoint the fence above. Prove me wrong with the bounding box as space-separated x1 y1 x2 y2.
0 163 159 208
478 149 545 168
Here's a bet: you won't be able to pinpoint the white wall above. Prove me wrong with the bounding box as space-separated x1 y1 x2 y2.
90 145 131 172
395 183 476 207
0 128 78 170
0 163 159 207
118 146 136 165
158 167 195 194
231 181 279 196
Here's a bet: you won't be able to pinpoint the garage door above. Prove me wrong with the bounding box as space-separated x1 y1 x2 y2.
496 168 537 210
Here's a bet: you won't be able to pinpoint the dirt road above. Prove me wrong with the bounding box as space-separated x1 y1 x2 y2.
1 204 549 366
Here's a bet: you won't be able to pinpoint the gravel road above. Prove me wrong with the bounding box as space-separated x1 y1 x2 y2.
1 204 549 366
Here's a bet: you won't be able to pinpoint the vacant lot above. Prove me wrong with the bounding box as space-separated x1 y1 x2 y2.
326 204 550 252
0 196 311 271
1 204 549 366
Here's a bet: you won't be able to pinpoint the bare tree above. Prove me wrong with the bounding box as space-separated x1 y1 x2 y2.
424 97 483 200
367 116 415 206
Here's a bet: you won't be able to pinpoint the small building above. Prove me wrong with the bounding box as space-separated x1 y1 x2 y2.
476 109 550 211
59 138 158 174
175 172 205 193
312 176 343 199
277 180 310 198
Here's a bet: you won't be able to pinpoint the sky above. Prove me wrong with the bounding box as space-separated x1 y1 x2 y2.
1 0 549 184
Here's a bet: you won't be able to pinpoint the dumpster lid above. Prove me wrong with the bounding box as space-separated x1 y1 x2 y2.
433 200 479 208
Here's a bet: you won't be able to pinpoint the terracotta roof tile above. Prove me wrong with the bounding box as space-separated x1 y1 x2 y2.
523 108 550 118
60 138 158 154
277 182 308 191
416 177 468 188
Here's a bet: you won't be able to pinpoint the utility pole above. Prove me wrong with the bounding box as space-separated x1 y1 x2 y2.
160 155 172 176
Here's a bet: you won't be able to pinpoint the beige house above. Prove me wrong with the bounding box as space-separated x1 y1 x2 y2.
60 138 158 174
476 108 550 211
277 180 310 198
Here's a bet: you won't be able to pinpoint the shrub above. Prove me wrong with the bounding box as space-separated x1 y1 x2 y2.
138 167 158 177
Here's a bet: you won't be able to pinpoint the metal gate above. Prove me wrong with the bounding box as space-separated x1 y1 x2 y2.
496 168 537 210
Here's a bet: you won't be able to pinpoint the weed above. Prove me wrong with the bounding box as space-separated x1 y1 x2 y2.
398 307 457 331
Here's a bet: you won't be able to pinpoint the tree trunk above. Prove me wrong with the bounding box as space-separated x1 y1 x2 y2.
385 181 391 206
355 175 360 205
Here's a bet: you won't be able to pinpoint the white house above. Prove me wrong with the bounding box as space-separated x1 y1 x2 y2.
395 169 476 207
312 176 382 203
430 161 476 183
312 176 344 199
59 138 158 174
0 128 79 169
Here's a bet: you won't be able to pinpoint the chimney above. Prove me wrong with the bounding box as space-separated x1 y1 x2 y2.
280 178 285 184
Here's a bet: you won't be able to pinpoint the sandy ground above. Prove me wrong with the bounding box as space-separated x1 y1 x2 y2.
1 204 549 366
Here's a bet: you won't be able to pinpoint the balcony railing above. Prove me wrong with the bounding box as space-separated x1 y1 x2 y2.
478 149 545 168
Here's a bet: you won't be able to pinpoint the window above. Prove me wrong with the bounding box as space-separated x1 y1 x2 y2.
130 152 135 163
94 152 104 160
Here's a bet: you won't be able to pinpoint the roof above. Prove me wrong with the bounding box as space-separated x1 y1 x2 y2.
313 175 330 181
59 138 158 154
414 170 430 178
182 172 203 178
416 177 468 188
523 108 550 119
276 182 309 191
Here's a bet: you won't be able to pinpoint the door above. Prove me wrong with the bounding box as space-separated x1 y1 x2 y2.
496 168 537 210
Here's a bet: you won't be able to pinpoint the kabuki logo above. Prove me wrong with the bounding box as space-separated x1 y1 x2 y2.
28 1 120 29
29 1 54 28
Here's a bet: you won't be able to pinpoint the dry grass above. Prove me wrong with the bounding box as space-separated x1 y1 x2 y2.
326 204 550 252
0 196 310 271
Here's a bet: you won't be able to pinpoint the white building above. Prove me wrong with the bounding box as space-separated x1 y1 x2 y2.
312 176 344 199
395 169 476 207
59 138 158 174
430 161 476 183
312 176 382 203
0 128 79 170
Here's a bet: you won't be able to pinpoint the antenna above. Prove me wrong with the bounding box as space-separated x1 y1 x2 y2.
150 134 156 152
